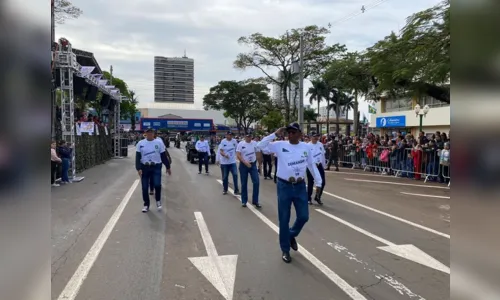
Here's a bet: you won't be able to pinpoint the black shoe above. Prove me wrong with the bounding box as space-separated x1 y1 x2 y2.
282 252 292 263
253 203 262 208
149 191 154 195
314 195 323 205
290 237 298 251
335 168 339 172
242 203 247 207
234 190 240 195
308 200 313 205
223 191 228 195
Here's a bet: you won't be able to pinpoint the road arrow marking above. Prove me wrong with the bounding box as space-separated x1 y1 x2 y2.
315 209 450 274
189 212 237 300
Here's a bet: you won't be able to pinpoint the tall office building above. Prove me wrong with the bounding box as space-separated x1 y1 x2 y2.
154 55 194 103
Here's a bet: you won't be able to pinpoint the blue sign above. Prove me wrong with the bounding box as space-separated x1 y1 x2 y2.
376 116 406 128
141 118 213 131
120 111 141 124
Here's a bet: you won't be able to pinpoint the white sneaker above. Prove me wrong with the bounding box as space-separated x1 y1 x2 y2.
51 183 60 187
156 201 162 210
142 206 149 213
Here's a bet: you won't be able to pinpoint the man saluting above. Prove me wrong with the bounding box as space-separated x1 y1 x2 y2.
257 123 322 263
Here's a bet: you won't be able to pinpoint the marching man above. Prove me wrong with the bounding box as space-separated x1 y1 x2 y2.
257 123 322 263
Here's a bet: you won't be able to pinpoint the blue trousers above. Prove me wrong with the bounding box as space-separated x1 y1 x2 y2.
61 158 70 182
239 162 259 204
276 180 309 252
221 163 239 192
141 164 162 207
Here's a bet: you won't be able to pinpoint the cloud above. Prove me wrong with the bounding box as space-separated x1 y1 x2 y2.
55 0 442 109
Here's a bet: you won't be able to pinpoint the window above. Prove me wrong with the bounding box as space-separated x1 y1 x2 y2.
384 98 412 112
419 96 449 108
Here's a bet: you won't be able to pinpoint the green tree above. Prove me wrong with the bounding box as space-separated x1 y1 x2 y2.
128 90 139 132
365 0 450 103
102 71 138 126
260 109 284 131
234 25 346 123
203 80 271 134
323 52 372 135
306 79 328 132
54 0 83 24
303 107 318 133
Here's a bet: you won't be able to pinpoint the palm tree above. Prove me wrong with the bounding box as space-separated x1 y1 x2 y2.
306 80 327 132
328 91 354 135
303 108 318 133
128 90 139 131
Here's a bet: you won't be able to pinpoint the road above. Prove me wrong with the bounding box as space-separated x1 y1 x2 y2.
51 143 450 300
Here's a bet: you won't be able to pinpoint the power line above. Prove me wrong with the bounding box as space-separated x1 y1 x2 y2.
328 0 390 28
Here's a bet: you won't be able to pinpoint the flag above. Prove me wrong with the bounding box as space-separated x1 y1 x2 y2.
368 105 377 114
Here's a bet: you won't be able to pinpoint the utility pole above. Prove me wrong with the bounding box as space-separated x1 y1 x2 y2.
298 34 304 129
110 65 113 85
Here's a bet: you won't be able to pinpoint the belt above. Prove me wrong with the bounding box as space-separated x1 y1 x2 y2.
278 177 305 185
143 162 160 166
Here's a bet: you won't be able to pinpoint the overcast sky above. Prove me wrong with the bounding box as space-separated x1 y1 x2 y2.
49 0 440 117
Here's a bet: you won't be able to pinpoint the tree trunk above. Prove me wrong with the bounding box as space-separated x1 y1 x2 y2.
326 98 330 135
283 84 291 124
335 97 340 135
317 99 320 132
353 90 359 137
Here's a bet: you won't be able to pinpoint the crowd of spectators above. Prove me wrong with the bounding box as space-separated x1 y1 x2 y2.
321 131 450 184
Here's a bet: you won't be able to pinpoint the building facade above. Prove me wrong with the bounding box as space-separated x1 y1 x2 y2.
154 56 194 103
137 102 235 129
369 96 450 136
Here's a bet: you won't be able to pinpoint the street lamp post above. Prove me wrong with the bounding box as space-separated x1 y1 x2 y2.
414 104 430 133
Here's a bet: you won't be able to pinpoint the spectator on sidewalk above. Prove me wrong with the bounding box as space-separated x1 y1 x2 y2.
57 141 72 184
412 140 423 180
439 142 450 183
51 141 62 187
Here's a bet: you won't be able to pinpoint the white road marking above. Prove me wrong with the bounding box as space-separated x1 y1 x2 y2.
316 209 450 274
328 243 426 299
401 192 450 199
190 212 237 300
216 180 368 300
344 178 450 189
321 190 451 239
56 179 140 300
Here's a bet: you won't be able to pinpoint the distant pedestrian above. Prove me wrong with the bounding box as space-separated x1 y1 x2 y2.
236 134 262 208
51 140 62 187
306 132 326 205
216 131 240 195
57 140 73 184
257 123 322 263
195 135 211 174
136 128 171 213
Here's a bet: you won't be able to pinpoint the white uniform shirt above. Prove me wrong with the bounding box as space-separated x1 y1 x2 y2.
216 138 238 165
156 137 165 146
195 140 211 154
236 140 260 163
308 141 326 168
260 144 272 155
257 133 322 186
136 138 165 164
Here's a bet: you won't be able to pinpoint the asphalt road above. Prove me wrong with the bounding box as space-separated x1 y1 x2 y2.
51 144 450 300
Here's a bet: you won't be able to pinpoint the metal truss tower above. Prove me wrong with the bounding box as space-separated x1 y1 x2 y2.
55 39 83 181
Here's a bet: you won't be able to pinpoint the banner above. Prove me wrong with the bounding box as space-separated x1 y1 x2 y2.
80 66 95 77
79 122 95 133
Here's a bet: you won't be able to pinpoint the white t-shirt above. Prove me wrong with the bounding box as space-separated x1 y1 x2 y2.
136 139 165 164
236 140 260 163
217 138 238 165
156 137 165 146
308 141 326 168
195 140 211 154
257 133 322 186
260 144 271 155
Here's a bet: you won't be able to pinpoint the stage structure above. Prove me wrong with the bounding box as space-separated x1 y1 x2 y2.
54 38 122 181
